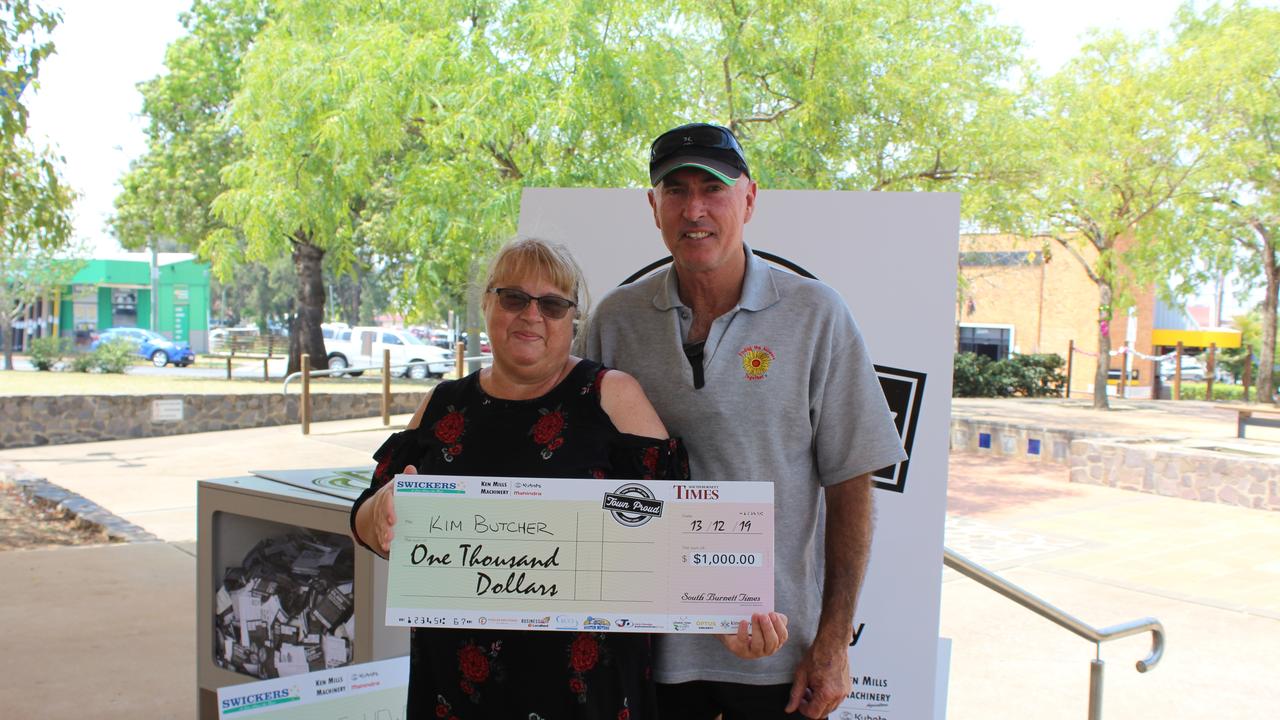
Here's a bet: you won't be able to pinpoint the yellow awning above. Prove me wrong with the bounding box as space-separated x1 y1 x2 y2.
1151 328 1242 349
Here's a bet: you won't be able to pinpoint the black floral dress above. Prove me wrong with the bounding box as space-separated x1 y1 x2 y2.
351 359 688 720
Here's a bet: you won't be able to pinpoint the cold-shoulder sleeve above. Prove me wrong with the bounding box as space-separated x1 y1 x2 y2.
349 428 429 552
609 435 690 481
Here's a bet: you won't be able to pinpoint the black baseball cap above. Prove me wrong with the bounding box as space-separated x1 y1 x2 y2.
649 123 750 186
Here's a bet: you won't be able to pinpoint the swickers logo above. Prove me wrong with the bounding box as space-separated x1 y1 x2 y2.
220 687 300 714
396 479 466 494
738 345 775 380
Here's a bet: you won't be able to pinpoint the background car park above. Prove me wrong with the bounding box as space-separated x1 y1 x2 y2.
1158 356 1207 382
323 326 452 379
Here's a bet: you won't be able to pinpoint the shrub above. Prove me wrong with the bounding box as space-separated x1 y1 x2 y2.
92 339 135 374
952 351 990 397
28 337 69 371
1179 382 1246 402
69 351 96 373
953 352 1066 398
1005 353 1067 397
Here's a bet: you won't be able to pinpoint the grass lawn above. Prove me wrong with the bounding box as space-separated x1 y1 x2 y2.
0 361 437 396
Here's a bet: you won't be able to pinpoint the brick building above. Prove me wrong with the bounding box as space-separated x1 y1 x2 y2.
957 234 1240 398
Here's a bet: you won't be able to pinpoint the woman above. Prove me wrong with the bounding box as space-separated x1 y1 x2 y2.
350 239 681 719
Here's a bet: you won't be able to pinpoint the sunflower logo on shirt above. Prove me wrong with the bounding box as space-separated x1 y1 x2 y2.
738 345 775 381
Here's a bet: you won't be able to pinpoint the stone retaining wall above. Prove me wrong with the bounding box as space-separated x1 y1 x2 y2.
1068 439 1280 512
950 417 1084 465
0 392 426 449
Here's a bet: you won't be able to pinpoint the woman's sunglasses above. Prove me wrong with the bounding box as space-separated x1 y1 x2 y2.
489 288 578 319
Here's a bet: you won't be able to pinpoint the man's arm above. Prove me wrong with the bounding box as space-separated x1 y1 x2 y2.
786 473 874 718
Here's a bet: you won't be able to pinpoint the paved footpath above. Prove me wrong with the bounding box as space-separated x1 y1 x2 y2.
1 405 1277 718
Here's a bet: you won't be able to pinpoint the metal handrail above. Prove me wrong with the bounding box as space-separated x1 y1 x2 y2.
944 546 1164 719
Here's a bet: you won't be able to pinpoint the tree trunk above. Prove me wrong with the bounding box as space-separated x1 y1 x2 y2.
1092 282 1112 410
1259 243 1278 405
288 233 329 376
347 275 361 326
1 318 12 371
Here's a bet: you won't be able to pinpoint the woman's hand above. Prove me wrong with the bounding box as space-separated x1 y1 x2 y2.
362 464 416 556
718 611 789 660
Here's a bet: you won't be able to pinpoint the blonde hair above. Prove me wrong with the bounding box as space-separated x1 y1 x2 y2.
482 237 590 318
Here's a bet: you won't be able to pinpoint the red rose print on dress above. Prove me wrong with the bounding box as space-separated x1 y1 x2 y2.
565 633 611 704
641 446 658 479
530 406 568 460
433 406 467 463
569 634 599 672
459 644 490 683
373 453 393 483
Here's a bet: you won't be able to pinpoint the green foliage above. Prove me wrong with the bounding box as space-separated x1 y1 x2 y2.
27 335 67 370
1013 29 1214 408
65 341 136 374
118 0 1030 330
1167 3 1280 402
68 350 95 373
0 3 79 370
1178 382 1245 402
91 340 136 374
0 0 60 142
111 0 269 254
953 351 1009 397
1008 353 1068 397
953 352 1066 398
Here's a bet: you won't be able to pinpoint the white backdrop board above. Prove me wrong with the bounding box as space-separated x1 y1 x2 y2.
519 188 958 720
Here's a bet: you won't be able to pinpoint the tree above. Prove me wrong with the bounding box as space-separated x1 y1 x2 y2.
0 1 77 369
125 0 1028 369
0 0 59 141
111 0 269 253
1020 33 1213 409
1168 2 1280 403
0 142 77 369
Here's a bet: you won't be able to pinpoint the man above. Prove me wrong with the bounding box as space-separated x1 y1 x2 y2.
582 123 906 719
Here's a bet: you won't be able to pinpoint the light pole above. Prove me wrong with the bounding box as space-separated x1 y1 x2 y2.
150 240 160 333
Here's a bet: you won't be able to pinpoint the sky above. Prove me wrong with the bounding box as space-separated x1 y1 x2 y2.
19 0 1244 311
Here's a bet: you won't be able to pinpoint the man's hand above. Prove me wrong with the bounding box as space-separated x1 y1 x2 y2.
718 611 788 660
785 638 851 718
784 475 872 718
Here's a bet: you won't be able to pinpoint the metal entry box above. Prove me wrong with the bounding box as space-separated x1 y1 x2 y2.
196 475 408 719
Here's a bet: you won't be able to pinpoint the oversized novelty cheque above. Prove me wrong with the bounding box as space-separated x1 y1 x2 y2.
385 475 774 632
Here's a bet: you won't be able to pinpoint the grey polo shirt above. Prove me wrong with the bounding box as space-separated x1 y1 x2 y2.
582 245 906 684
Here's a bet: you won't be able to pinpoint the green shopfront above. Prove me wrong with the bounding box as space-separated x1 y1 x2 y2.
60 254 211 352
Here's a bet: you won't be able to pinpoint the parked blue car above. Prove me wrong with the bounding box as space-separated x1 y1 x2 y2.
90 327 195 367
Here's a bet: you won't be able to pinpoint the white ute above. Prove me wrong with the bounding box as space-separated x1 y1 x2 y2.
324 326 453 379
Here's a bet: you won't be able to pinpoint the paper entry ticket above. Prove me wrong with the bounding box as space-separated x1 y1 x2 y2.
385 475 774 633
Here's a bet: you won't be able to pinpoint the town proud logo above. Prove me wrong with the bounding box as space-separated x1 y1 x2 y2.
602 483 664 527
